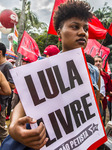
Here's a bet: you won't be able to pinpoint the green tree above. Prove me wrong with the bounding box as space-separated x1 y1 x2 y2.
94 2 112 46
94 2 112 29
13 0 48 43
24 1 48 35
13 0 48 64
35 30 62 54
94 2 112 70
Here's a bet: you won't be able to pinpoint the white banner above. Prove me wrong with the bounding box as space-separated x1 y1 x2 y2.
10 48 107 150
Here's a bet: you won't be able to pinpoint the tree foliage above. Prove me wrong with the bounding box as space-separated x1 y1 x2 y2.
94 2 112 46
13 1 48 36
35 30 62 54
13 0 48 56
94 2 112 29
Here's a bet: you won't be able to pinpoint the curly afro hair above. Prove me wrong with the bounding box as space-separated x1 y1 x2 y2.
53 0 93 31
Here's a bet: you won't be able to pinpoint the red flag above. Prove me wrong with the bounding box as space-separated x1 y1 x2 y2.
108 23 112 36
17 31 40 62
89 16 106 29
84 39 110 68
88 16 107 39
105 60 111 74
88 24 107 39
48 0 67 35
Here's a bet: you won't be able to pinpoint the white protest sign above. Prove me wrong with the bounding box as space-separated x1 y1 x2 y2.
10 48 107 150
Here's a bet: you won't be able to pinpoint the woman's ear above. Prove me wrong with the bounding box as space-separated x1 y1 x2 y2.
0 50 2 56
57 28 61 39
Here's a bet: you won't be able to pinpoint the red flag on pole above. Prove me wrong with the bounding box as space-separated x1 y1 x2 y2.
108 23 112 36
84 39 110 68
89 16 106 29
88 24 107 39
17 31 40 62
48 0 67 35
88 16 107 39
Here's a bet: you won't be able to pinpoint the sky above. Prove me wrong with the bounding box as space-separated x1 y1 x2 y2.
0 0 112 26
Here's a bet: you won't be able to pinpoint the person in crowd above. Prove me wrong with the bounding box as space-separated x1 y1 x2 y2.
43 45 60 57
21 57 32 65
85 53 100 94
0 71 12 144
6 59 16 120
11 57 32 110
94 55 112 126
8 1 94 149
85 53 105 117
106 75 112 120
7 59 16 68
0 70 12 131
0 42 15 143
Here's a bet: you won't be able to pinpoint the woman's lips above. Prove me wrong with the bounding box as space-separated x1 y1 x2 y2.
77 39 86 45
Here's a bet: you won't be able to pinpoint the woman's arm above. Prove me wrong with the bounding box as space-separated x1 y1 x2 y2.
0 71 11 95
9 101 48 149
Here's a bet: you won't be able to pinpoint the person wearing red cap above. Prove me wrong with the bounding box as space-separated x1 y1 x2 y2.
43 45 60 57
22 57 32 65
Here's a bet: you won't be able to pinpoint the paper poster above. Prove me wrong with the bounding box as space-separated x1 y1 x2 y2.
10 48 107 150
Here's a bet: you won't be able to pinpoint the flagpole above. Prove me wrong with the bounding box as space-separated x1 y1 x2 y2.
97 37 107 56
97 32 108 55
16 0 26 66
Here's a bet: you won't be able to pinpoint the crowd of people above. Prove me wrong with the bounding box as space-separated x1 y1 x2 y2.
0 0 112 150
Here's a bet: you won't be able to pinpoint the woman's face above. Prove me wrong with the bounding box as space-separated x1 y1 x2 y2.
57 17 89 52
